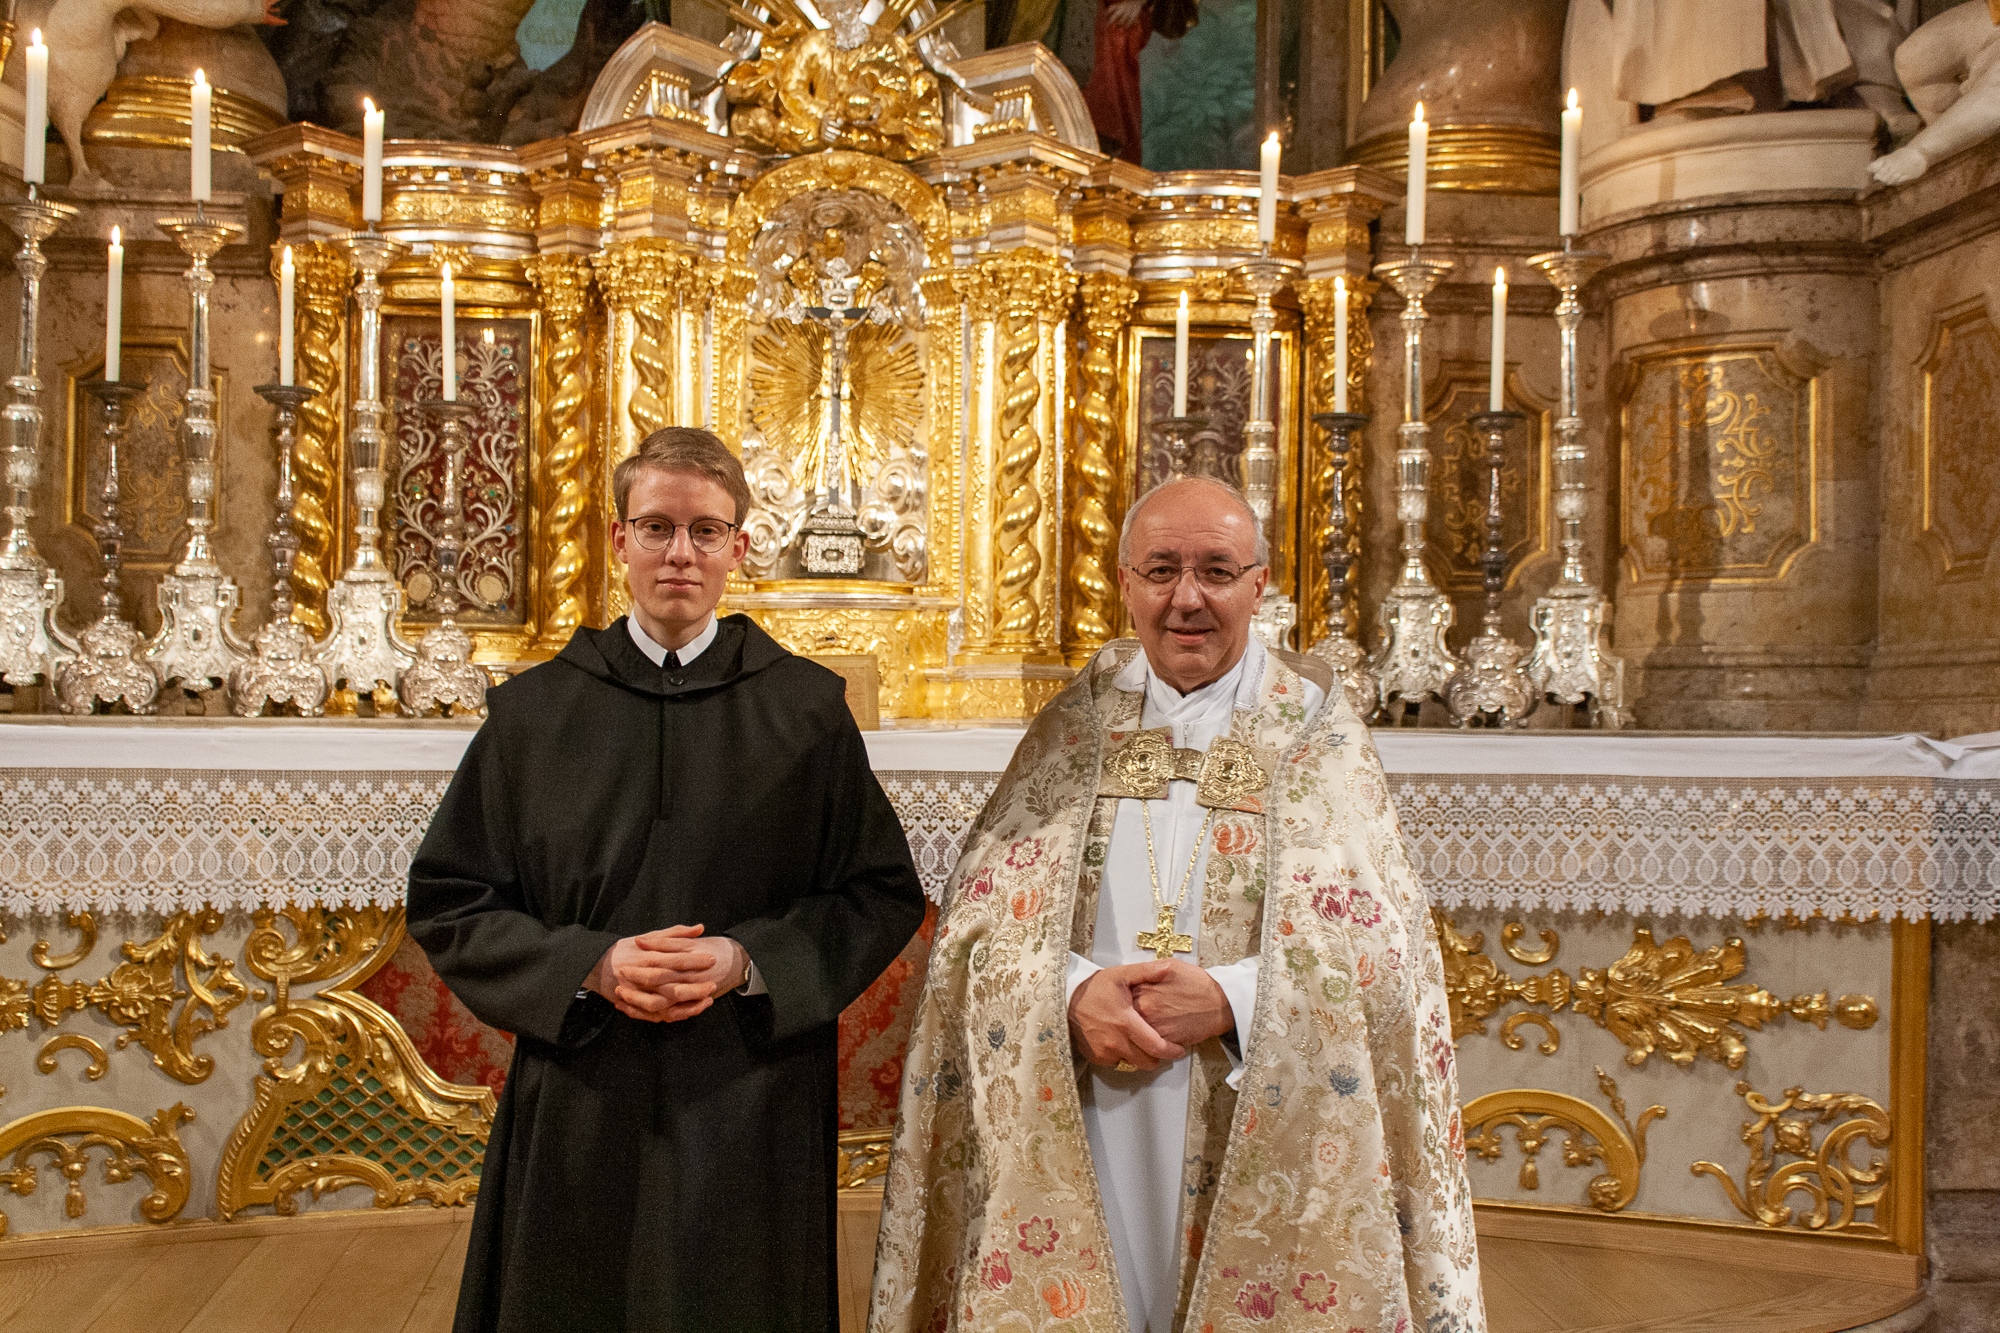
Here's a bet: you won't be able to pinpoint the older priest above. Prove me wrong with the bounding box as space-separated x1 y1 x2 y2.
872 477 1484 1333
410 428 926 1333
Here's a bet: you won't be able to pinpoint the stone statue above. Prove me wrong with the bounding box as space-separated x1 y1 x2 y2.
1603 0 1916 135
1870 1 2000 185
20 0 283 190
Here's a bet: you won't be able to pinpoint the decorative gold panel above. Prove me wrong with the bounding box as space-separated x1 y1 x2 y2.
286 242 351 637
0 1103 194 1236
218 908 494 1219
747 602 945 719
1693 1082 1891 1237
1424 369 1548 594
1620 343 1820 586
1434 912 1877 1069
1463 1067 1663 1212
1918 301 2000 578
749 322 924 484
4 909 249 1084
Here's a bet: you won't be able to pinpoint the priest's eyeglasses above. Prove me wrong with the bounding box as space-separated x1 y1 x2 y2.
624 516 739 553
1125 560 1262 589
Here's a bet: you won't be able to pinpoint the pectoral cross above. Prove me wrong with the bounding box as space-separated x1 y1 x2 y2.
1136 906 1193 959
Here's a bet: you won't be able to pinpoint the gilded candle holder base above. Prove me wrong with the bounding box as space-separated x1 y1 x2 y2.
1308 411 1375 717
55 380 161 715
1443 409 1536 729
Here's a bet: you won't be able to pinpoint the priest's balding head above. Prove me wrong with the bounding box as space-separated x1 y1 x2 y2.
1115 476 1270 695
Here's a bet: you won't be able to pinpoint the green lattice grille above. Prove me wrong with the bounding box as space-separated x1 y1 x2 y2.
259 1053 486 1181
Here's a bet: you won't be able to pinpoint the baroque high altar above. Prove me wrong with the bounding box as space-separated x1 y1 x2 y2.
12 21 1401 724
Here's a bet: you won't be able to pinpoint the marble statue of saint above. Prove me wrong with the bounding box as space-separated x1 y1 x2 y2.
1870 1 2000 184
1603 0 1917 134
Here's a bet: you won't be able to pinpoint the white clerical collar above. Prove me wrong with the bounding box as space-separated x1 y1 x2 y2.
1115 636 1267 717
628 613 718 666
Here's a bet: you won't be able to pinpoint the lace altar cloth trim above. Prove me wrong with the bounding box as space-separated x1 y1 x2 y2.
3 768 1997 920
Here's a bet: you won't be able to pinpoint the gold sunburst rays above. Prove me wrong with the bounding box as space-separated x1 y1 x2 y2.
748 320 924 489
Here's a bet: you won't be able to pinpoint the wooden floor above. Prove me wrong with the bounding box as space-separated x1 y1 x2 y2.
0 1200 1926 1333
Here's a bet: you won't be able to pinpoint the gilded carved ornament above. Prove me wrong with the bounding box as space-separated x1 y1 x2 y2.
1433 912 1878 1069
218 908 494 1219
1065 273 1136 661
281 242 352 638
1693 1082 1891 1235
0 1103 194 1235
0 910 250 1085
723 0 946 161
1462 1067 1664 1212
524 254 597 651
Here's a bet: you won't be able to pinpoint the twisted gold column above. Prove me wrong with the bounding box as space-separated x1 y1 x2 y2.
986 252 1073 648
282 242 348 638
595 240 684 457
707 260 755 449
526 254 595 652
1299 276 1375 649
1065 273 1135 664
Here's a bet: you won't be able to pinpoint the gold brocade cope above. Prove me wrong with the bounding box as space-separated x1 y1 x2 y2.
1097 728 1272 812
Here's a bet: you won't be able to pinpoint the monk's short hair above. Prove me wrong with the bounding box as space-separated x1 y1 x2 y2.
612 428 753 524
1118 475 1271 565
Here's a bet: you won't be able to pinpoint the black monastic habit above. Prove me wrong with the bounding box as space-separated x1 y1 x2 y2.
408 614 926 1333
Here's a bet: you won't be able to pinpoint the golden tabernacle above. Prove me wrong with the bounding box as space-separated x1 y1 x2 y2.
2 1 1999 1330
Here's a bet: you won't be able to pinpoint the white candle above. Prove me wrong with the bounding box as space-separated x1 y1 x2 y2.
1333 276 1349 415
1560 88 1582 237
1489 267 1507 411
279 245 295 387
362 98 385 223
1257 132 1281 246
23 30 47 186
190 69 211 202
1172 291 1190 417
105 228 123 382
440 261 456 402
1406 102 1428 247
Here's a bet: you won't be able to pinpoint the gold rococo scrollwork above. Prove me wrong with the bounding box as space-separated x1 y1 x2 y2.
1462 1067 1664 1212
838 1126 893 1189
0 1103 194 1235
1693 1081 1891 1235
2 909 249 1084
217 907 494 1220
1434 912 1879 1069
746 605 944 718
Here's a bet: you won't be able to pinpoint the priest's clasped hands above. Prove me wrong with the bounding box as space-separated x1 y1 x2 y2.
583 924 749 1023
1067 958 1235 1071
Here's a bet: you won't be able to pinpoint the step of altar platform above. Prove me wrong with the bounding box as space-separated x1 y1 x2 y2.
0 1198 1927 1333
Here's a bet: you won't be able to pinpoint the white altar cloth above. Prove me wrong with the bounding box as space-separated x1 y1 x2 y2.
4 721 1996 921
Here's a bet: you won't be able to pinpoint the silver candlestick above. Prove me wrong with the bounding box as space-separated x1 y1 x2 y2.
144 211 248 690
399 400 489 717
1444 409 1536 728
1308 411 1375 716
1367 250 1460 720
230 384 327 716
317 230 415 701
1523 245 1626 729
0 192 77 690
1234 243 1300 651
1148 414 1209 480
55 380 159 715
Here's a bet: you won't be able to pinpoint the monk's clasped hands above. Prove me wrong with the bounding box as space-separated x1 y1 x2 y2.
587 924 747 1023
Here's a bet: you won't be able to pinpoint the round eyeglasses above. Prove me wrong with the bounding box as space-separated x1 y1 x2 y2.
623 516 739 554
1124 560 1262 589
